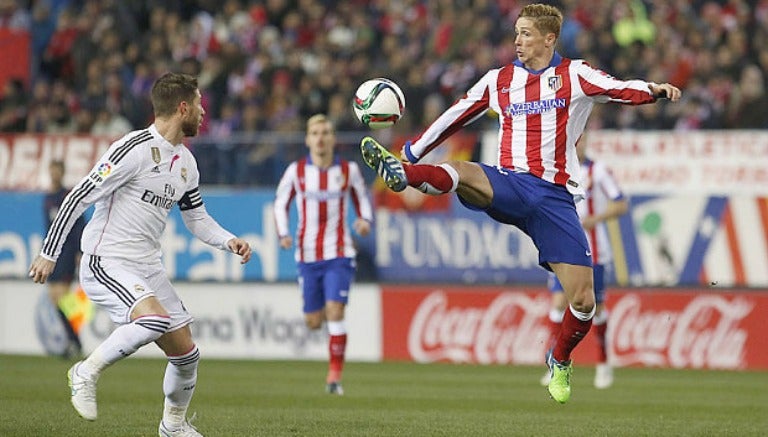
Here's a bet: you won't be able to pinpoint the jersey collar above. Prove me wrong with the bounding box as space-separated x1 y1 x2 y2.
513 52 563 75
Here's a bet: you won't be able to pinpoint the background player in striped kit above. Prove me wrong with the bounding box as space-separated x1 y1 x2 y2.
28 73 252 437
43 160 86 358
540 135 628 389
361 3 681 403
274 114 373 395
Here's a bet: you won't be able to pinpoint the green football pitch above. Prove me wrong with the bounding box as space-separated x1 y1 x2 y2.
1 354 766 436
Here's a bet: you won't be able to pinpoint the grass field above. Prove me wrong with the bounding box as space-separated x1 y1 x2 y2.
1 354 766 436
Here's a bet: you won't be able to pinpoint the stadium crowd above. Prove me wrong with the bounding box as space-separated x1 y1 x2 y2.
1 0 767 183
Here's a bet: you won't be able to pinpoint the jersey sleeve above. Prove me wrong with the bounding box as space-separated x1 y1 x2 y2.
273 162 297 238
348 162 373 222
40 137 143 260
594 162 624 201
178 158 235 251
575 61 656 105
406 70 494 163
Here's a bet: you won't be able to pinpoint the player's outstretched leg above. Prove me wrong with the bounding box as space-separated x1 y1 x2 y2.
67 361 98 420
360 136 408 192
545 348 573 404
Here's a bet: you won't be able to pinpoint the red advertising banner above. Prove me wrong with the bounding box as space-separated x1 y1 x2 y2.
381 286 768 370
0 134 111 191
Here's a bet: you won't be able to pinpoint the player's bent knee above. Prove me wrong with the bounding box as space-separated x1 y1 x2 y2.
168 345 200 372
134 314 172 341
305 316 323 330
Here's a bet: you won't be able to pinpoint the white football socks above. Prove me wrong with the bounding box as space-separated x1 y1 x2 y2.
79 315 171 379
163 346 200 429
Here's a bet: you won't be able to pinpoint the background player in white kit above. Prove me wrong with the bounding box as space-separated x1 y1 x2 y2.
28 73 252 437
540 136 628 389
274 114 373 395
360 3 680 403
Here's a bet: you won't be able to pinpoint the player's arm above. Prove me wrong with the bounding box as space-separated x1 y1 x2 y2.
577 61 681 104
178 186 250 263
403 71 494 163
274 162 297 249
178 160 250 263
348 162 373 237
30 135 144 283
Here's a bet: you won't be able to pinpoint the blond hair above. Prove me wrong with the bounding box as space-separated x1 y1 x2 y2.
518 4 563 39
306 114 334 132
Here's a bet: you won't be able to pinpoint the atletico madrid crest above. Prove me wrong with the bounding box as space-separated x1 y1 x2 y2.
547 75 562 92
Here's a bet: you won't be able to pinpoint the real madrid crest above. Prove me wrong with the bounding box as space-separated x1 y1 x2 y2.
181 168 187 183
151 147 161 164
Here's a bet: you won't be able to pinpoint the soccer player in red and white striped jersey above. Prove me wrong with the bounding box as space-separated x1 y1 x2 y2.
541 136 628 390
275 114 373 395
360 3 680 403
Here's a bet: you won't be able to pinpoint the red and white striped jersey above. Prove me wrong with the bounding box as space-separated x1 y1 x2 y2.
578 158 624 265
274 157 373 263
406 53 657 197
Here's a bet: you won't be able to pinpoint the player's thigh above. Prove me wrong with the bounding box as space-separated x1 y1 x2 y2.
298 262 325 313
79 255 158 325
451 161 494 208
322 258 354 305
155 324 195 356
145 263 193 331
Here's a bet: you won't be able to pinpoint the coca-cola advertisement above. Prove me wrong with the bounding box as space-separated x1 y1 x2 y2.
381 286 768 370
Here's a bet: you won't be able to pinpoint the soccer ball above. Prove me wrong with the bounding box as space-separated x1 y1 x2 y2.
352 78 405 129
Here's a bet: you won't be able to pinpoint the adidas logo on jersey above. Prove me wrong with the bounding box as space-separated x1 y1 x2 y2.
151 166 160 173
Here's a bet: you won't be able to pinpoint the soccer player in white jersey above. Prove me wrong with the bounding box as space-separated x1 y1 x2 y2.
274 114 373 395
360 3 681 403
28 73 252 436
540 136 628 389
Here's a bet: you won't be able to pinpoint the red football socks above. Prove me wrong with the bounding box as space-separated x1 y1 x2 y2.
553 308 593 363
327 334 347 383
404 164 455 193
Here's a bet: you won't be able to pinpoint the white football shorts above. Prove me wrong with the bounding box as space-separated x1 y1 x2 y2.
79 254 193 331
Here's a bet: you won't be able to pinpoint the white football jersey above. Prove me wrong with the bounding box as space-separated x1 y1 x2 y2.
41 124 234 263
274 157 373 263
578 158 624 265
406 53 656 197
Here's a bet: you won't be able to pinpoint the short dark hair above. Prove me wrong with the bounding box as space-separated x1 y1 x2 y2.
150 73 199 118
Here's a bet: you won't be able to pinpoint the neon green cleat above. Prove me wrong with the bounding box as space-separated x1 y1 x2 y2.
360 136 408 192
546 349 573 404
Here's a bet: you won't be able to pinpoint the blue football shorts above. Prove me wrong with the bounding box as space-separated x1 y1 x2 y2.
548 264 606 304
459 165 592 270
297 257 355 313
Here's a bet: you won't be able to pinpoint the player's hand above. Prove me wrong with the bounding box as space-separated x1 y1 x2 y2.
649 83 682 102
29 255 56 284
227 238 252 264
279 236 293 250
353 218 371 237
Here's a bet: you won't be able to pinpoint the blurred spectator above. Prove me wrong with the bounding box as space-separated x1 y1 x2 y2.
90 107 132 137
0 78 27 132
0 0 766 186
728 64 768 129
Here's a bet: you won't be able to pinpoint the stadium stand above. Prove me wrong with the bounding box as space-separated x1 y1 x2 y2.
1 0 766 185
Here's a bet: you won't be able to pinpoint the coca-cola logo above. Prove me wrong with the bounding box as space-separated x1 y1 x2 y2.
610 294 753 369
407 291 550 364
